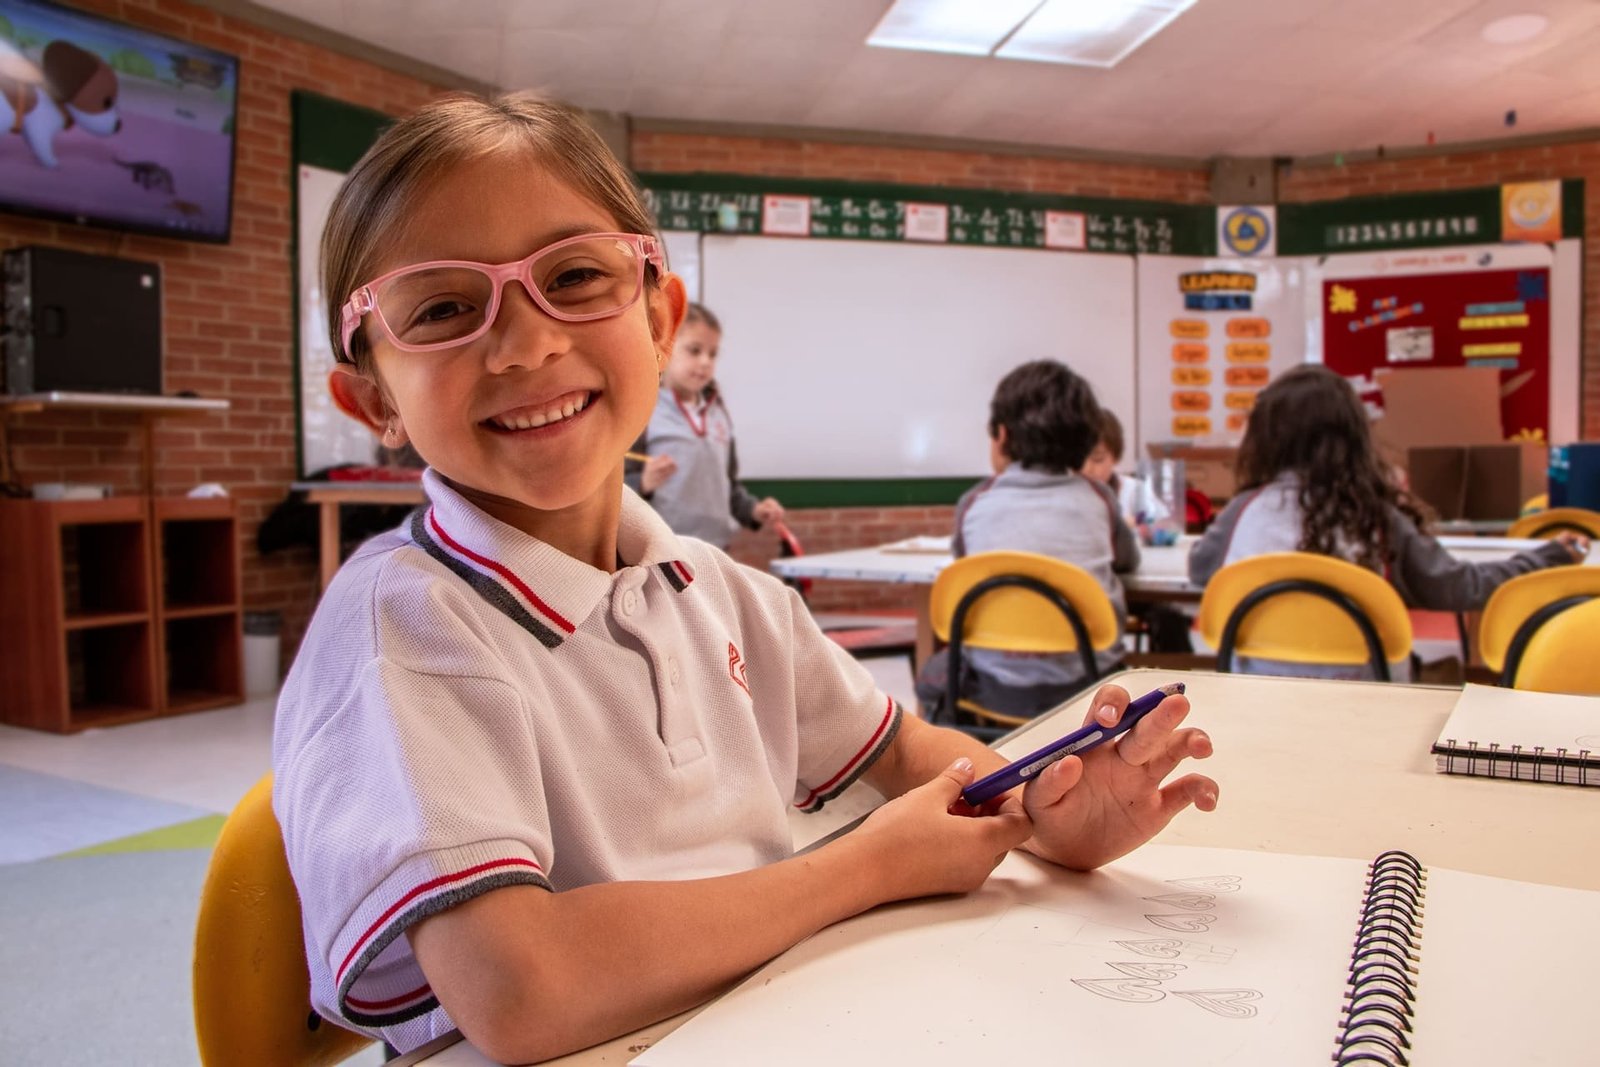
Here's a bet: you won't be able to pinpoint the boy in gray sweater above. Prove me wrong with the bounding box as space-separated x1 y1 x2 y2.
915 360 1137 721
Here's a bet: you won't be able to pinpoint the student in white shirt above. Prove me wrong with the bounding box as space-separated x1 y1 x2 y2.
275 91 1218 1063
1080 408 1170 528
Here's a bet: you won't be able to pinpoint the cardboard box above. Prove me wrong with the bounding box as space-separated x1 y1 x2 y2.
1145 442 1238 501
1407 443 1548 521
1372 367 1544 521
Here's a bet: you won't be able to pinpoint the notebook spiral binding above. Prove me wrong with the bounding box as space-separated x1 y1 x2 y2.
1439 739 1595 786
1333 850 1426 1066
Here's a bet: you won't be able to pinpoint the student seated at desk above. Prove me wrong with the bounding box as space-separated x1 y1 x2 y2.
1189 365 1587 680
623 302 783 549
276 93 1218 1064
915 360 1139 720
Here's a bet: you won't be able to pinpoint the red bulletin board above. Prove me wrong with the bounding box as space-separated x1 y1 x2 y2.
1322 268 1550 438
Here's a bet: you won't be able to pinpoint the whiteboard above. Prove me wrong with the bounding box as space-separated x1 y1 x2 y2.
1134 254 1311 456
296 163 378 474
700 235 1136 479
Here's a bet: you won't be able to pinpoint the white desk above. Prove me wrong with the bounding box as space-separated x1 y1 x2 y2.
772 534 1595 667
394 669 1600 1066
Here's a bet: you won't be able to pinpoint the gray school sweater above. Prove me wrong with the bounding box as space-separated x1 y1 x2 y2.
954 464 1139 690
624 386 759 548
1188 474 1574 679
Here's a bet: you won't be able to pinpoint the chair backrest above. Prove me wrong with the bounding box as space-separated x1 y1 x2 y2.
1521 492 1549 515
1196 552 1412 679
1512 596 1600 694
1477 566 1600 681
1506 507 1600 540
930 550 1121 656
193 774 373 1067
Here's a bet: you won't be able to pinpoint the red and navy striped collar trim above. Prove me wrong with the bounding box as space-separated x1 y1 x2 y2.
410 508 575 647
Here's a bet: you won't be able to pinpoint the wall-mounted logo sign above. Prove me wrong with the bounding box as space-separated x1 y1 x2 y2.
1218 205 1276 257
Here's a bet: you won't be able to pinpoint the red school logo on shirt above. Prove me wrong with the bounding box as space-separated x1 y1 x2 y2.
728 642 751 696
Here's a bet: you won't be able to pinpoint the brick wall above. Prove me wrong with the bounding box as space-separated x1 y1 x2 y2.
1279 141 1600 437
0 0 445 664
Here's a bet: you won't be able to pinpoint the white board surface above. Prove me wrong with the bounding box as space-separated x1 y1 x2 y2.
700 235 1136 479
296 163 378 474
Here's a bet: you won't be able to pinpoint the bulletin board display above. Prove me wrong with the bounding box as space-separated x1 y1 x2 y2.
700 234 1136 481
1313 243 1572 442
1134 255 1311 455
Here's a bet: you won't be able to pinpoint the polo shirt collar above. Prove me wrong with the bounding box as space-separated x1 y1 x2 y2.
411 470 695 649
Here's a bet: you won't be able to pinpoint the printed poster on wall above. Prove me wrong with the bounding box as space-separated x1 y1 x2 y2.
1320 252 1551 439
1217 205 1276 257
1135 255 1309 455
1501 181 1562 244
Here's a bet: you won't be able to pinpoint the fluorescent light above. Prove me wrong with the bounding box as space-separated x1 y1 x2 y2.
867 0 1045 56
867 0 1196 67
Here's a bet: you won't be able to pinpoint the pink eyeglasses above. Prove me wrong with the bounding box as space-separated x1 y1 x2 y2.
338 232 665 363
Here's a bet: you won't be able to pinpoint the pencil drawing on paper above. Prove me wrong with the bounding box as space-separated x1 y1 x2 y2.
1070 977 1166 1002
1107 961 1187 980
1145 912 1217 932
1113 938 1236 963
1166 875 1243 893
1172 989 1262 1019
1142 891 1217 911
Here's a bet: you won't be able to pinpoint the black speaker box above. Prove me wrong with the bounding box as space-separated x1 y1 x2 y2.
2 246 163 396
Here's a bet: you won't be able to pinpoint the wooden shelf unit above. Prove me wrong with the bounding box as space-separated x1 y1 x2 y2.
0 495 242 732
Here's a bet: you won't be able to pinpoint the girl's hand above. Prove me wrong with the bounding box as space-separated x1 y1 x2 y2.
1020 684 1217 872
848 758 1032 902
640 454 678 494
1554 530 1591 562
753 498 785 527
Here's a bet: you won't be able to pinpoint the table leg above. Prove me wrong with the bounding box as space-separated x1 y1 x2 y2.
319 502 340 592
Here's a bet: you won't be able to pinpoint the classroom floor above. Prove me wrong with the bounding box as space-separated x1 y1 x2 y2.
0 656 917 1066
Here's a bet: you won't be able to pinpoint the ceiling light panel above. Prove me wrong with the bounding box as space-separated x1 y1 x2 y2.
867 0 1045 56
997 0 1197 67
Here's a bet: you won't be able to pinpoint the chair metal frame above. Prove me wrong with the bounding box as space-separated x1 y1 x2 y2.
1500 594 1595 687
1215 578 1392 682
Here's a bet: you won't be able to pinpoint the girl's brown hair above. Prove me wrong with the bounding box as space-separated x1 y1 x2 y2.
1236 364 1428 568
322 91 659 373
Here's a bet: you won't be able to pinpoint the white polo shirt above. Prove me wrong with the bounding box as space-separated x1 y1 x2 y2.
272 469 902 1051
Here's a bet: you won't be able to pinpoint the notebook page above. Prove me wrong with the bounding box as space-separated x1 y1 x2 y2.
1412 867 1600 1065
632 844 1366 1067
1435 684 1600 756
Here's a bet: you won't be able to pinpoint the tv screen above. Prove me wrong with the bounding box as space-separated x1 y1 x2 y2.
0 0 238 242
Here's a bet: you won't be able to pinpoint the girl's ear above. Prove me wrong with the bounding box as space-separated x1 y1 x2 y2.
329 364 408 447
647 272 689 369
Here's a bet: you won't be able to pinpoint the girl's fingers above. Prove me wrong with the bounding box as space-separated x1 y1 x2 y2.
1131 727 1213 782
1022 754 1085 809
1113 695 1192 766
1083 684 1131 728
1155 774 1220 821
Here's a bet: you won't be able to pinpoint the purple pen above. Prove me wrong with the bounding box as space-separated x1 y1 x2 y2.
961 682 1187 807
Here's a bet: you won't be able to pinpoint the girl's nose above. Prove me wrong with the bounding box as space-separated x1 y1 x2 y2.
482 280 570 372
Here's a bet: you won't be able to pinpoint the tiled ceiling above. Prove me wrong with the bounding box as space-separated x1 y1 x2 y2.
255 0 1600 158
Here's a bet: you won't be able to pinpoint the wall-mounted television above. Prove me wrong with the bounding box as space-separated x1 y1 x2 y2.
0 0 239 243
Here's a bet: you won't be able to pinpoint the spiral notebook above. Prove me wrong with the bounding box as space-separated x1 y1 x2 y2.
632 844 1599 1067
1432 683 1600 787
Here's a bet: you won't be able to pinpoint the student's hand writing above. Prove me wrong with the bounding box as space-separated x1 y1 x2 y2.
1553 531 1590 562
753 497 785 527
850 757 1031 901
1019 683 1217 872
640 454 678 494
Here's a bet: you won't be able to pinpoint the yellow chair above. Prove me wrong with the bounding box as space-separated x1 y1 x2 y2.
193 775 374 1067
1477 567 1600 687
1196 553 1412 681
1512 596 1600 694
929 551 1120 730
1521 493 1548 516
1507 506 1600 540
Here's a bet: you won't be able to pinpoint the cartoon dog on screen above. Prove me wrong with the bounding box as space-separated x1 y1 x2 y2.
0 41 122 168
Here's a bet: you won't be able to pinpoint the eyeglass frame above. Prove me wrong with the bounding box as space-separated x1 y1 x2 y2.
337 231 666 364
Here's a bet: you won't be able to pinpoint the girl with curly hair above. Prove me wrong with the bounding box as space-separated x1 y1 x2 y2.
1188 365 1587 679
